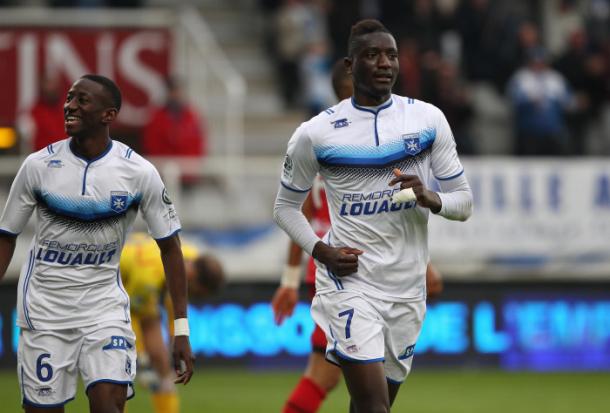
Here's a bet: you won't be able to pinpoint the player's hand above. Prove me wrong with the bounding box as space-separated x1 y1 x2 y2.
271 286 298 325
312 241 363 277
172 335 194 385
389 168 442 213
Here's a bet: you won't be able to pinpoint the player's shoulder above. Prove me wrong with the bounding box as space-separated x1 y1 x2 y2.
301 99 353 136
111 139 157 173
393 94 442 115
22 138 70 168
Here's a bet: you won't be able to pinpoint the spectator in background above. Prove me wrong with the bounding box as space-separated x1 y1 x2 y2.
508 47 573 156
142 77 207 159
22 75 66 151
554 29 606 154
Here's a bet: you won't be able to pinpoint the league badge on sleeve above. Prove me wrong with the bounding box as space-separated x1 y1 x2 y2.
282 154 294 181
110 191 128 213
402 133 421 156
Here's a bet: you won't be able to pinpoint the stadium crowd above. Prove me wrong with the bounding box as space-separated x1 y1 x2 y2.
261 0 610 156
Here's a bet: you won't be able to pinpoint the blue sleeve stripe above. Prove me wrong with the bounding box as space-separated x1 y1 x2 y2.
435 169 464 181
280 181 311 193
154 228 182 241
0 228 19 237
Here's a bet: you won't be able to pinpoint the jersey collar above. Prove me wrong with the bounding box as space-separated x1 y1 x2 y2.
350 95 393 115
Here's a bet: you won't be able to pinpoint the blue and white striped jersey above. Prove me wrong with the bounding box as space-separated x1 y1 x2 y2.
0 138 181 330
280 95 465 301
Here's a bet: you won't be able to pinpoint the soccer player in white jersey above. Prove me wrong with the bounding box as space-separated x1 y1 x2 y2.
273 20 473 412
0 74 194 413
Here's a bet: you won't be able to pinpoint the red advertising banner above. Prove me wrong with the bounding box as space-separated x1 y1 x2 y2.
0 27 172 128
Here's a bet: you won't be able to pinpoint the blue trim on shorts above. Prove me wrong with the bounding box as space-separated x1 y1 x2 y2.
23 395 75 408
329 348 385 364
435 169 464 181
86 379 134 396
386 377 404 385
280 181 311 193
0 228 19 236
324 351 341 367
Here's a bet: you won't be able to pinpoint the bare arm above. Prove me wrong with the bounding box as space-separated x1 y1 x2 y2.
0 234 17 282
155 234 194 385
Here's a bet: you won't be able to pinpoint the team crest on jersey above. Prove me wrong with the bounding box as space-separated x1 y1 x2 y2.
331 118 350 129
110 191 128 213
402 133 421 155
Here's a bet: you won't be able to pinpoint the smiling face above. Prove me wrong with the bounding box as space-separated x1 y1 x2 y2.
63 78 116 139
347 31 399 106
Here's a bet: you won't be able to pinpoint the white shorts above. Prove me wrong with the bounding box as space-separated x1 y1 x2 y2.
17 320 137 408
311 290 426 383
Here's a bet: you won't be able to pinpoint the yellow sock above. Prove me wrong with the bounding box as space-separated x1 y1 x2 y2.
151 392 179 413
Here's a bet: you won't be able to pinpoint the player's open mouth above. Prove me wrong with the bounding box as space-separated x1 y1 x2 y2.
65 115 81 126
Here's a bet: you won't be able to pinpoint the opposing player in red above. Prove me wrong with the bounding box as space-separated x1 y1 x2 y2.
272 60 443 413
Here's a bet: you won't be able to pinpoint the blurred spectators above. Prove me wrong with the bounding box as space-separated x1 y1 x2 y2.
20 75 66 151
142 77 207 160
507 47 573 156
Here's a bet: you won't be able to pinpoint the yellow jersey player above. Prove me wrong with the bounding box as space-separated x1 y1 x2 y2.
120 232 224 413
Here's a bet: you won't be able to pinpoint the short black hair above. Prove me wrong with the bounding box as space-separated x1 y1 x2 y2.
347 19 392 57
81 74 122 111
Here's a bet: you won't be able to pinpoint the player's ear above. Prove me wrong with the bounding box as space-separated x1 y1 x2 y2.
102 108 118 124
344 57 353 75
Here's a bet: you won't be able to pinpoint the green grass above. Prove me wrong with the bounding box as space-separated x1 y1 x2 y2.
1 368 608 412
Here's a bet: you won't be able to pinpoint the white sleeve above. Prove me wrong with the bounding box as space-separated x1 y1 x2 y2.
139 164 182 240
435 173 473 221
430 105 464 181
0 157 37 235
273 123 321 255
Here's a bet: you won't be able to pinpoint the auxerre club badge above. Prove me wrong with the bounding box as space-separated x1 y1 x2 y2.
110 191 128 213
402 133 421 155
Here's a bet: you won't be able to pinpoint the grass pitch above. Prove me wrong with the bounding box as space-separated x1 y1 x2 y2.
1 368 608 412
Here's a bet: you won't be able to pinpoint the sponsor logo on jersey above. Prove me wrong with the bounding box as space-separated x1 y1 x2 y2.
402 133 421 155
331 118 350 129
398 344 416 360
339 189 416 216
162 187 172 205
110 191 128 213
282 155 294 181
46 160 63 168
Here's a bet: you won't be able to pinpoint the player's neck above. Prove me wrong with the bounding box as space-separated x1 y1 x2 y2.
70 133 112 161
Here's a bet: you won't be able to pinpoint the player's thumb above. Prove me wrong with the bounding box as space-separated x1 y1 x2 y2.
393 168 402 177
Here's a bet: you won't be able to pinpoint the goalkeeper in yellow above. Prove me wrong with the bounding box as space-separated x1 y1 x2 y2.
120 232 224 413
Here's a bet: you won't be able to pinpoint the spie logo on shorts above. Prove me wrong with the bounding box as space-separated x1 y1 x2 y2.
398 344 416 360
346 344 359 354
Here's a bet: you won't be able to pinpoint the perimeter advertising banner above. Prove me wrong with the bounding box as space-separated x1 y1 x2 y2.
0 27 172 127
428 158 610 277
1 282 609 371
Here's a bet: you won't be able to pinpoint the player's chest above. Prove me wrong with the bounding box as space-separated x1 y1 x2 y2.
37 160 139 214
326 113 428 148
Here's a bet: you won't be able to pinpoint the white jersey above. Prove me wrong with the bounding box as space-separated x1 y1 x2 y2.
0 138 181 330
281 95 464 301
